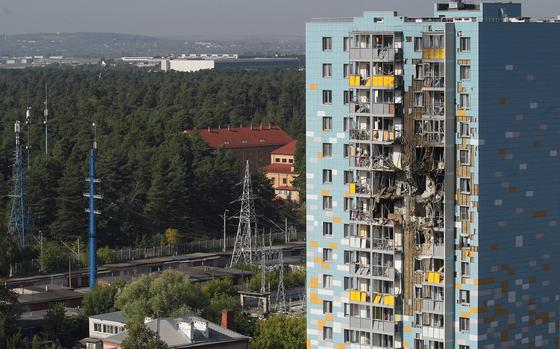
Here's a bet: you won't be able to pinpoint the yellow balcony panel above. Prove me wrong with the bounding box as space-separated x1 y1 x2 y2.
349 183 356 194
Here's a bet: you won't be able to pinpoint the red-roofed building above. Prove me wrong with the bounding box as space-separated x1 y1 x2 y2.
265 140 299 202
185 124 293 171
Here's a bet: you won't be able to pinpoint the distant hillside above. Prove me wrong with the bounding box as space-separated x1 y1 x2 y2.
0 32 304 58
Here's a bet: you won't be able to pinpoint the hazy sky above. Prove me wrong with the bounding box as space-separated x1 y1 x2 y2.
0 0 558 38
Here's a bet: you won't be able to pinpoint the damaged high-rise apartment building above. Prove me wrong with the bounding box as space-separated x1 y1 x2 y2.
305 2 559 349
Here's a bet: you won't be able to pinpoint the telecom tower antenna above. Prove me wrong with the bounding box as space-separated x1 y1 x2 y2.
43 83 48 156
84 123 102 288
230 161 256 267
6 119 32 247
25 107 31 170
275 251 287 313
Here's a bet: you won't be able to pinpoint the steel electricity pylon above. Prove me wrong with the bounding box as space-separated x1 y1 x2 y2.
275 251 287 313
7 119 32 247
230 161 256 267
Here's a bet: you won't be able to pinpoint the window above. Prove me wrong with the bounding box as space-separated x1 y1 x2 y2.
343 90 351 105
323 326 333 341
343 170 353 184
323 169 332 183
343 37 350 52
94 323 102 332
344 250 351 264
344 197 351 211
343 144 349 158
460 37 471 52
414 37 423 51
459 317 470 332
459 122 470 137
322 90 332 104
322 143 333 157
282 158 287 163
322 63 332 78
282 178 287 184
288 158 293 163
323 222 333 236
460 206 469 221
459 345 470 349
414 93 423 107
460 93 471 109
415 64 424 79
461 262 470 277
275 158 280 163
323 248 333 262
343 224 351 237
322 116 332 131
323 196 332 210
322 37 332 51
459 290 470 304
460 65 471 80
460 178 471 193
323 274 333 288
459 149 470 165
343 64 350 78
343 117 351 132
323 300 333 314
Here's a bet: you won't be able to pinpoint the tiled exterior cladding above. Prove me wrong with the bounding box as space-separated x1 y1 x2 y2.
306 2 559 349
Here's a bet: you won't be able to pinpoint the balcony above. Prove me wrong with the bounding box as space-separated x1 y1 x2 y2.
422 77 445 89
422 299 445 314
372 293 395 307
350 102 398 116
350 209 372 222
371 238 395 252
372 320 395 334
349 75 396 89
349 128 371 141
349 181 372 196
424 271 444 285
349 289 370 303
350 263 371 277
350 156 394 171
422 48 445 60
350 236 371 249
422 326 445 340
424 104 445 117
350 129 396 144
371 266 395 280
349 47 400 62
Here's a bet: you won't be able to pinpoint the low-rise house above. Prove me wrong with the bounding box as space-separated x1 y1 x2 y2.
264 140 299 201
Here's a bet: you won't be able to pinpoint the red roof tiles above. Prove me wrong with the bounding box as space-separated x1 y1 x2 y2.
185 125 293 149
271 140 297 156
264 163 295 175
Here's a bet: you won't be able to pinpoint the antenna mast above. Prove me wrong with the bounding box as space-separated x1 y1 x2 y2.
43 83 48 156
7 118 32 247
230 161 256 267
84 123 102 288
25 107 31 170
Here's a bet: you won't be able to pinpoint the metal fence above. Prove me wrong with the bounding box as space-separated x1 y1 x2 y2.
12 228 305 277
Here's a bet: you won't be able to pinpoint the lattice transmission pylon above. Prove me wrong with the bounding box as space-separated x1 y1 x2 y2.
275 251 287 313
230 161 256 267
7 120 33 247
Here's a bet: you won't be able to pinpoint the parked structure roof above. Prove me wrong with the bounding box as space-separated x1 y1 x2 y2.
185 125 292 149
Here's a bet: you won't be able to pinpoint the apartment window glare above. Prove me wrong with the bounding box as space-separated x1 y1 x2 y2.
323 274 333 289
460 37 471 52
322 116 332 131
343 37 350 52
460 178 471 194
323 222 333 236
414 37 423 51
323 326 333 341
322 63 332 78
322 90 332 104
323 300 333 314
414 93 423 107
459 290 470 305
323 196 333 210
459 122 470 137
460 93 471 109
460 149 470 165
323 248 333 262
322 37 332 51
460 65 471 80
459 317 470 332
460 206 469 221
323 169 333 183
322 143 333 157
